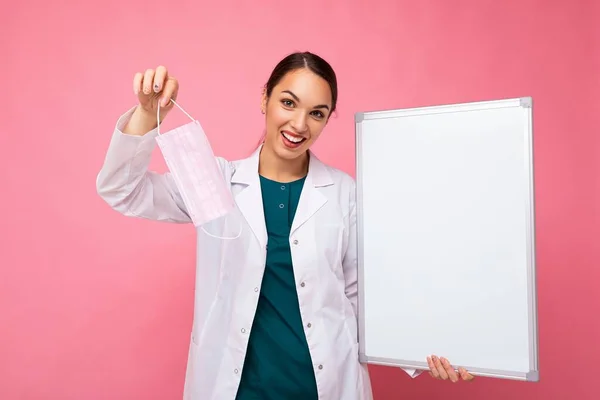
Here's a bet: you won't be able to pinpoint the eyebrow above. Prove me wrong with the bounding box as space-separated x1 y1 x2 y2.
282 90 330 110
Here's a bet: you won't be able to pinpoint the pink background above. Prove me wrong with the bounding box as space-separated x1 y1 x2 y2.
2 0 598 399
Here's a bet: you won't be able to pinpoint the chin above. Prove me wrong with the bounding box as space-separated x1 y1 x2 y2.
273 145 307 160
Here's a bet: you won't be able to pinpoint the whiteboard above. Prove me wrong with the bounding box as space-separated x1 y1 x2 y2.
355 97 539 381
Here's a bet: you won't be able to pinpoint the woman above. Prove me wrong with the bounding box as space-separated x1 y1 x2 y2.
96 51 473 400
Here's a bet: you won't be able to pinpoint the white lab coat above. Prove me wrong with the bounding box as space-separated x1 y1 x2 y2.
96 107 420 399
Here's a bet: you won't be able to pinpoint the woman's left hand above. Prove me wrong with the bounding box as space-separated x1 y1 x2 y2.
426 355 474 382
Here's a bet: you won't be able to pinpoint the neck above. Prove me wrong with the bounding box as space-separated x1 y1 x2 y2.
258 144 309 183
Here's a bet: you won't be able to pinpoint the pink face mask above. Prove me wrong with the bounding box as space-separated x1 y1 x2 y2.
154 99 241 239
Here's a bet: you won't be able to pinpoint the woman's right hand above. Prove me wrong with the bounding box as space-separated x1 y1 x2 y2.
123 66 179 136
134 65 179 121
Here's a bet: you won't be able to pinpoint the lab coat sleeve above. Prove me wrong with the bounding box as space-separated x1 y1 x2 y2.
342 178 423 379
96 106 191 223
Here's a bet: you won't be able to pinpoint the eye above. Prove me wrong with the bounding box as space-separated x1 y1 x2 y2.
281 99 295 107
311 110 325 119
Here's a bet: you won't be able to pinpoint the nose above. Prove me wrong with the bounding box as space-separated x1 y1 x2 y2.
290 111 308 133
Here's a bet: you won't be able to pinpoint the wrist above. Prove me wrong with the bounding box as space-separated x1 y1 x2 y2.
123 106 158 136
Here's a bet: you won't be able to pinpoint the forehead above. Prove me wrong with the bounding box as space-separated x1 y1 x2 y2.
274 68 332 106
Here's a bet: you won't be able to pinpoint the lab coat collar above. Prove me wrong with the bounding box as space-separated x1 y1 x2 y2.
231 144 334 187
231 144 333 247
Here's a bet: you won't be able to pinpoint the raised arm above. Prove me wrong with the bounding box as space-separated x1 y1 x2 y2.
96 104 193 223
96 66 222 223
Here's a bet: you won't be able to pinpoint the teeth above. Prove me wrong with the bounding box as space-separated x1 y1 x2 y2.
283 132 303 143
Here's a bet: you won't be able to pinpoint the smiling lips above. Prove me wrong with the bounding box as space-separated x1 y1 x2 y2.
281 130 306 149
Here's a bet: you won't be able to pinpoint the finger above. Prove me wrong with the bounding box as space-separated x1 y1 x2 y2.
441 358 459 382
458 367 475 381
142 68 155 95
160 77 179 107
133 72 143 95
426 356 439 378
432 356 448 380
153 65 168 93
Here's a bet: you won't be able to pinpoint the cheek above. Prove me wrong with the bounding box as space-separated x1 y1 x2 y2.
266 108 287 130
307 121 326 139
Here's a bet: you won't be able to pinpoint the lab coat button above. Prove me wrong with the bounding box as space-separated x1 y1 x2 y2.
241 328 246 333
293 239 299 245
234 369 239 374
254 287 259 292
318 364 323 370
300 282 305 287
307 323 312 328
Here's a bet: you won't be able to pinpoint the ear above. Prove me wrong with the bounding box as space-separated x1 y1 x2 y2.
260 87 267 114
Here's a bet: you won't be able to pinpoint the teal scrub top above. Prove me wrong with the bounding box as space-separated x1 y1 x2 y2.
235 175 318 400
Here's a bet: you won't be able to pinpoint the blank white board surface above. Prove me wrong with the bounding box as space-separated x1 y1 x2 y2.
355 97 539 381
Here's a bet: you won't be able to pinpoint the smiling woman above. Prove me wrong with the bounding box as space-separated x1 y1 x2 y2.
95 51 472 400
256 52 338 182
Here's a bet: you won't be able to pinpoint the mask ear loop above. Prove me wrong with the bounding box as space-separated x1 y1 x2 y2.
157 98 195 135
156 98 243 240
201 219 243 240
